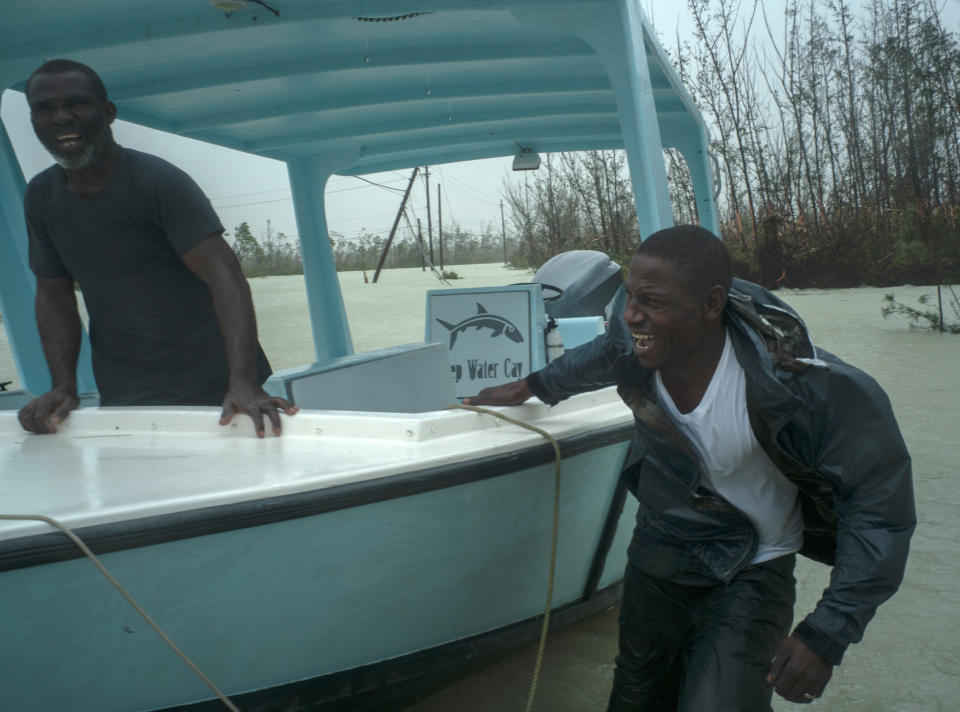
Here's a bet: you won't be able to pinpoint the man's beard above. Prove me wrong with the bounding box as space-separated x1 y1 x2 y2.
50 125 112 171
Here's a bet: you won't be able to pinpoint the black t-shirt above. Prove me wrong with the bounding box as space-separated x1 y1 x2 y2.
25 147 270 406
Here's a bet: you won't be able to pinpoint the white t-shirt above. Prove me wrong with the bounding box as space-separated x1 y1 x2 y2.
654 331 804 564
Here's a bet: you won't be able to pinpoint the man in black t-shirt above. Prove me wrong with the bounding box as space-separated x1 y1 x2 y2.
17 59 298 437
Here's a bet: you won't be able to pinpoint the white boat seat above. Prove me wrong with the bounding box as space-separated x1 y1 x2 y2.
263 342 457 413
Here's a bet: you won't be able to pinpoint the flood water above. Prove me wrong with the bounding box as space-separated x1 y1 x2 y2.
1 266 958 711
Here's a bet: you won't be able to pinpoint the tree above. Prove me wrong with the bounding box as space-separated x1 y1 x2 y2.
232 221 265 271
501 150 643 269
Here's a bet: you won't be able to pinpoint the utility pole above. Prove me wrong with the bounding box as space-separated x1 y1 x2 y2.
425 166 434 263
500 200 507 265
417 218 425 271
373 167 420 283
437 183 443 271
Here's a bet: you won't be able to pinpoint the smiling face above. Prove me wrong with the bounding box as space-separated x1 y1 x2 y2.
623 254 726 376
27 70 116 171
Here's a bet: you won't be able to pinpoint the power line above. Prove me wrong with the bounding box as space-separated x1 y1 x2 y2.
329 227 406 241
209 187 289 201
213 183 397 209
213 196 293 209
441 178 500 206
438 168 457 226
327 181 402 194
351 175 406 192
328 209 411 224
435 164 503 200
212 176 410 207
438 170 502 203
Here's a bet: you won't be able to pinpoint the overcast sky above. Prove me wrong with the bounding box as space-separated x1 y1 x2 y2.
2 1 956 246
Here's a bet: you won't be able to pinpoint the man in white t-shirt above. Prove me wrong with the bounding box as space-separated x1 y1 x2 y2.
466 225 915 711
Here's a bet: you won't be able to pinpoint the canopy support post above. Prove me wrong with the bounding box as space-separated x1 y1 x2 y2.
0 107 95 394
287 156 353 364
658 116 722 238
671 128 721 237
604 0 675 239
512 1 677 240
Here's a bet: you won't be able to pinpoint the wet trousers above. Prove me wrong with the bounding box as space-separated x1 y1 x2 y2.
607 554 796 712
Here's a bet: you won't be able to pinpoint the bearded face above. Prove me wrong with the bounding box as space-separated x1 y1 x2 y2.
28 70 116 171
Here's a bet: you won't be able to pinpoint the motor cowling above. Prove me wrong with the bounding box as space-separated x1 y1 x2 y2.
532 250 623 318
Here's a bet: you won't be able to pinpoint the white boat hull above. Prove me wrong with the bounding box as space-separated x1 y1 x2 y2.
0 391 637 711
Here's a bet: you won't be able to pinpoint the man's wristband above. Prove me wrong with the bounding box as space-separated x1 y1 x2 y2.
792 620 846 665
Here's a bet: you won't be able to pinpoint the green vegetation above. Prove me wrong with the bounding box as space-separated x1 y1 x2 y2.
494 0 960 288
228 0 960 295
502 151 642 272
329 223 509 272
882 290 960 333
668 0 960 289
231 221 303 278
229 218 512 276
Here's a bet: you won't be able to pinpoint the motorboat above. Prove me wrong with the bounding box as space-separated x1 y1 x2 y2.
0 2 719 710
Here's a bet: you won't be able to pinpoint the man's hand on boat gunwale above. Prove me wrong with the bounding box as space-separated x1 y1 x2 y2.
17 387 80 434
219 381 299 437
463 379 533 407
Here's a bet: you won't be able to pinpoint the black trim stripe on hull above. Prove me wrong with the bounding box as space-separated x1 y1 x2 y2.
153 582 624 712
583 476 630 599
0 421 634 572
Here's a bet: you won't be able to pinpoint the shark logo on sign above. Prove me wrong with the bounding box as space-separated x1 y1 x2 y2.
427 287 541 394
435 303 525 349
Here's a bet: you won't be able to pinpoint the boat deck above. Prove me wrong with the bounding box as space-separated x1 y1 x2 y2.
0 388 631 542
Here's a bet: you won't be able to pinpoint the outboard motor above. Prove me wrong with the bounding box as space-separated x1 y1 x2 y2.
532 250 623 318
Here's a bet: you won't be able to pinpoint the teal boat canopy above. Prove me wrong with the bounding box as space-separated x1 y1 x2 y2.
0 0 718 394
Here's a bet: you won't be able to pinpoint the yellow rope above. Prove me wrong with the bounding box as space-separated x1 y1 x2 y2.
0 513 242 712
447 404 561 712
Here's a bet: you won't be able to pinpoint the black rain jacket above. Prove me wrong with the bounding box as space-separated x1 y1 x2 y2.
526 279 916 665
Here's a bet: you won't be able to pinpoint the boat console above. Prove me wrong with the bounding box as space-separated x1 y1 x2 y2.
266 255 619 412
263 342 456 413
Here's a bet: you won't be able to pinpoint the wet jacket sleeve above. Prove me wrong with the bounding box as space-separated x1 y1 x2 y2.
793 363 916 664
526 288 631 405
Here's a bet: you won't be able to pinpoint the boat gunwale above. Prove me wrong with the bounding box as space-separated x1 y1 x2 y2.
0 419 634 572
